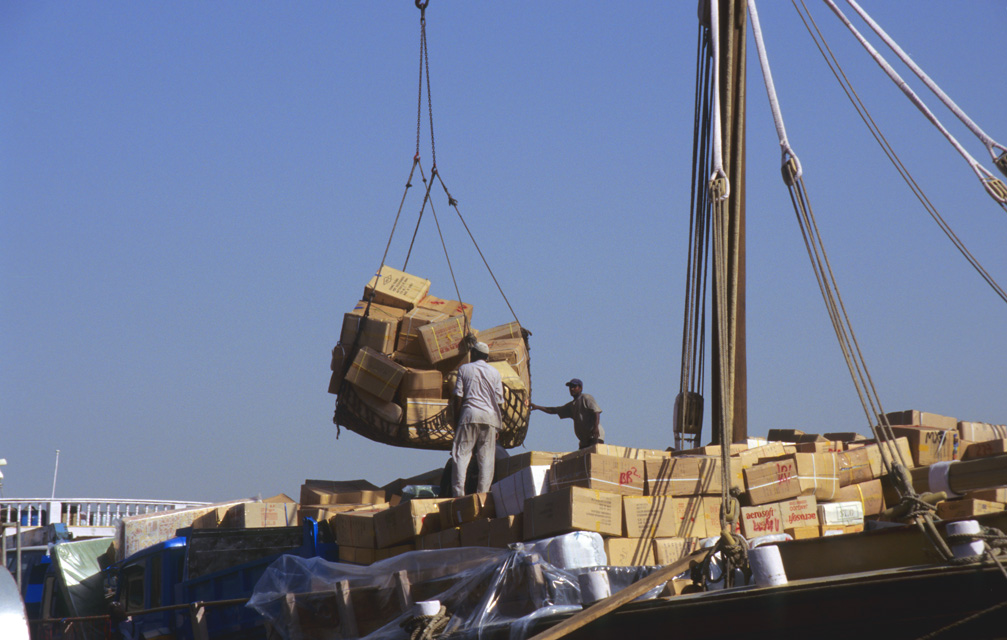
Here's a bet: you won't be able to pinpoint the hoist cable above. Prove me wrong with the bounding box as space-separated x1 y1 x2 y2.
372 157 421 317
821 0 1007 210
797 1 1007 306
433 170 521 327
843 0 1007 177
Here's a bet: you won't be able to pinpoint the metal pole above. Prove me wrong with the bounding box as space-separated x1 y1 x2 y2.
51 450 60 500
15 521 22 594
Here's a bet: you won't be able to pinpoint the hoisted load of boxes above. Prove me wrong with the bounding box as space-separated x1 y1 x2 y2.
298 408 1007 571
329 265 531 450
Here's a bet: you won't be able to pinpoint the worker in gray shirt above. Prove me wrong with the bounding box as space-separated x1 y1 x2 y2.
530 378 605 450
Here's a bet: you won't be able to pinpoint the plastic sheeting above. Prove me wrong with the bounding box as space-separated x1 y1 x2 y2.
248 541 669 640
52 538 115 617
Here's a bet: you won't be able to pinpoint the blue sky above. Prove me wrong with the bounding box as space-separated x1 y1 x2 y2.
2 1 1004 502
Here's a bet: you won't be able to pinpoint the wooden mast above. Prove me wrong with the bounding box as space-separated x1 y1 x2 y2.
711 0 748 444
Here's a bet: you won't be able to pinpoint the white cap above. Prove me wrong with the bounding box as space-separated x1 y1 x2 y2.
473 341 490 355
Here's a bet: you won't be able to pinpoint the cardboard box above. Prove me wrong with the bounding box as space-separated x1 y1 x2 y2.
779 495 819 530
494 452 563 482
298 505 366 526
767 428 805 442
824 432 868 443
784 525 820 540
675 443 748 457
604 537 657 566
700 497 740 537
476 321 523 342
397 307 452 355
884 410 957 431
417 316 469 364
958 422 1007 443
459 518 492 548
487 360 526 394
936 499 1004 521
523 487 623 540
962 439 1007 460
223 502 297 529
339 543 414 566
744 457 802 505
400 368 443 400
838 446 874 486
889 426 957 466
405 398 448 423
340 313 398 354
795 441 844 454
334 507 388 548
623 496 680 538
346 347 407 402
363 265 430 310
645 456 741 496
551 453 645 496
861 437 915 474
488 514 523 547
356 387 404 424
374 498 449 548
486 338 530 390
740 503 784 538
653 537 695 565
670 496 707 538
491 465 552 517
834 479 885 516
438 493 496 529
349 299 408 323
966 488 1007 503
567 444 671 461
817 501 864 526
300 480 386 506
793 453 840 501
418 526 461 550
417 295 473 321
735 442 791 469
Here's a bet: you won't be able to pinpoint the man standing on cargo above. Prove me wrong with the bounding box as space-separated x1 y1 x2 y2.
452 341 505 496
530 379 605 449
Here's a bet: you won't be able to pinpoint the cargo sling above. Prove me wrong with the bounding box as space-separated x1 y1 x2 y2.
334 0 530 451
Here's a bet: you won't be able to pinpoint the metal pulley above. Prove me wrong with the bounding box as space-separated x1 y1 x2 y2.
674 391 704 436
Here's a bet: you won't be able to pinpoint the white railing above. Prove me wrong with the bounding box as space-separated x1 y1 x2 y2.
0 498 209 529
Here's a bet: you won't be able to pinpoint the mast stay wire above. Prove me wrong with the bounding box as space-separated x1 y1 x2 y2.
820 0 1007 211
675 23 714 451
751 0 953 560
789 2 1007 307
843 0 1007 180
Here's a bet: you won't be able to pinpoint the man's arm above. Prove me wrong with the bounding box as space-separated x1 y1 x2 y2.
530 403 560 415
592 411 602 440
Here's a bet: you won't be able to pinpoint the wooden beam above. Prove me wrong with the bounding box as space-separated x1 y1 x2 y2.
526 548 711 640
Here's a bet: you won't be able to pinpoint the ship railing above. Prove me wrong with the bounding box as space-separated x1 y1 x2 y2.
0 498 209 529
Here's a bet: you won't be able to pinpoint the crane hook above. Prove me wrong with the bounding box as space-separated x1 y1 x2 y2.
415 0 429 10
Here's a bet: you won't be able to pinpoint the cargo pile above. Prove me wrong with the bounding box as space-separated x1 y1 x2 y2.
280 409 1007 569
328 265 530 448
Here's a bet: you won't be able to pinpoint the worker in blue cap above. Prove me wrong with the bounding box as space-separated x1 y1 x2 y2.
530 378 605 449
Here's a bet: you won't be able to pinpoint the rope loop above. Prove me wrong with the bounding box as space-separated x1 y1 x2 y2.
709 172 730 201
781 154 802 187
995 149 1007 179
401 605 450 640
984 177 1007 204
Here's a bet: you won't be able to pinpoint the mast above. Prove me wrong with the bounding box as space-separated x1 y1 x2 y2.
710 0 747 445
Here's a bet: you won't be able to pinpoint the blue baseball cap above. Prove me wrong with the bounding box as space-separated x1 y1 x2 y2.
565 378 583 388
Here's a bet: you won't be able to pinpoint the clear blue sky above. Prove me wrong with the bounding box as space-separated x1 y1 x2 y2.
3 2 1004 503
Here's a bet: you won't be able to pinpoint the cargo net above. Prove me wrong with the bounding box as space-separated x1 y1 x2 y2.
334 339 531 451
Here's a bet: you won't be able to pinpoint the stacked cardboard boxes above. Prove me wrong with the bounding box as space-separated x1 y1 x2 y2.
329 266 528 442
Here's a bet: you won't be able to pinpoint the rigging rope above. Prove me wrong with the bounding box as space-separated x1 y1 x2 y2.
794 1 1007 307
820 0 1007 211
747 0 956 560
842 0 1007 180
